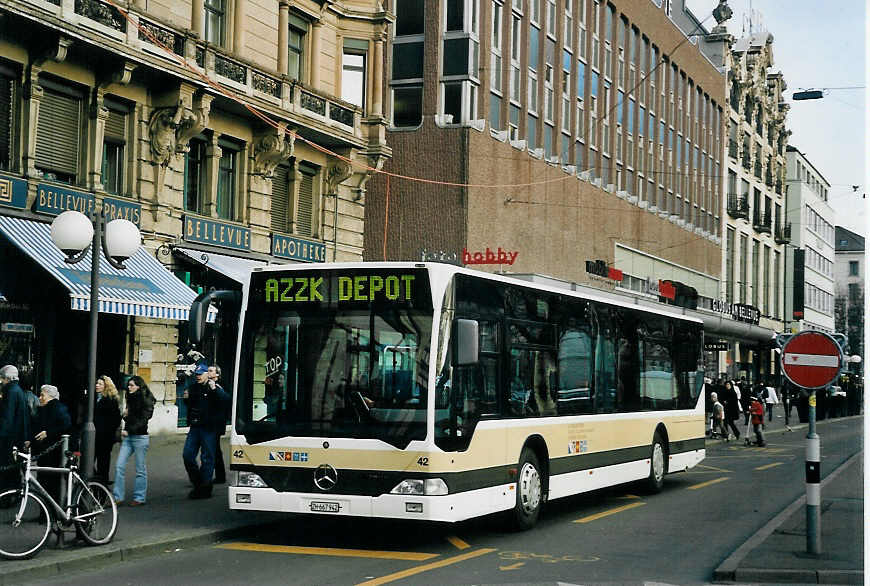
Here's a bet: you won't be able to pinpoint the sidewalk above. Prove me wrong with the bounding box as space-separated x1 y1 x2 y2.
0 434 284 586
711 414 864 584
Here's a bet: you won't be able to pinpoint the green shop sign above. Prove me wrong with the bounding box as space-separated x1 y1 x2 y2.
272 234 326 263
184 214 251 251
0 174 27 210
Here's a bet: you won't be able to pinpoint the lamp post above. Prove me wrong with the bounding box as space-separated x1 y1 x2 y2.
50 209 141 478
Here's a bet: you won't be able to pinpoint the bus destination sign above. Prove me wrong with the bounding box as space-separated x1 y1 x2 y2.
256 269 432 310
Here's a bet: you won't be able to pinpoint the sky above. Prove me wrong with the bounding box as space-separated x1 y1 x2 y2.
686 0 867 236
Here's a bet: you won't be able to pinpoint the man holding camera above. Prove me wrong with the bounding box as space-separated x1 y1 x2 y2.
182 363 229 499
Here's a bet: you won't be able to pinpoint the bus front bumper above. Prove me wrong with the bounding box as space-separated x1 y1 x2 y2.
228 484 515 523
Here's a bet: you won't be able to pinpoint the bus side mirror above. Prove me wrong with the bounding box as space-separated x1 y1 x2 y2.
453 319 479 366
189 289 241 346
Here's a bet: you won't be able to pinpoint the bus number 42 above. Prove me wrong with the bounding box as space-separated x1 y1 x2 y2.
417 457 429 466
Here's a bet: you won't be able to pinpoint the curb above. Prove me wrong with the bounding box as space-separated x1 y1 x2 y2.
0 522 278 586
712 449 863 583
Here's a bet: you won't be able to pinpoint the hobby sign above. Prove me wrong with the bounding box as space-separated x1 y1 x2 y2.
781 331 843 389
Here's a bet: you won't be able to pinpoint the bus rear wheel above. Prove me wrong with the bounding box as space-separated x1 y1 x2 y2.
511 448 542 530
645 432 668 493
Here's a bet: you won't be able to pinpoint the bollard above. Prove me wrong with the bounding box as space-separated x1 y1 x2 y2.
805 392 821 555
60 434 70 508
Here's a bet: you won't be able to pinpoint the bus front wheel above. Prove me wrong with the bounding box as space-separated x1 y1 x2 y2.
511 448 542 530
645 432 668 493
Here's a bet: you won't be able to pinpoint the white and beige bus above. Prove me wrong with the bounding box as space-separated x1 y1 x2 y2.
191 262 706 529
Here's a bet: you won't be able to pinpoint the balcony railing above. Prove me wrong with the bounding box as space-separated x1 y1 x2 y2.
753 211 772 234
75 0 125 33
727 194 750 220
774 221 792 244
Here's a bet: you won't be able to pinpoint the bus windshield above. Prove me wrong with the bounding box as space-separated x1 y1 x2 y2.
238 268 433 448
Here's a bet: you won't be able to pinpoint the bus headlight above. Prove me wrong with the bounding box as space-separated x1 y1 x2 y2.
390 478 448 496
236 471 268 488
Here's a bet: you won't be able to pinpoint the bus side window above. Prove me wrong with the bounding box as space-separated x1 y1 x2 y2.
557 329 593 415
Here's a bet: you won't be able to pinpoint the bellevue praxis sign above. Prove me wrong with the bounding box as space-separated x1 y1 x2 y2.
33 183 142 225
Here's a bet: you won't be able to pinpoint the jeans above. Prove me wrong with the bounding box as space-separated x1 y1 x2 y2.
183 426 217 488
113 435 149 503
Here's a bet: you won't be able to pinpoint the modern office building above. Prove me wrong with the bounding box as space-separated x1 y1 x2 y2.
0 0 389 429
784 145 835 333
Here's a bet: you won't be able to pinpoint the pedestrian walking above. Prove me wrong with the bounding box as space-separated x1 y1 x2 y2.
710 392 727 439
94 375 122 485
32 384 71 501
113 375 156 506
208 365 230 485
749 393 766 447
722 380 741 441
764 381 778 422
0 365 31 490
183 363 229 499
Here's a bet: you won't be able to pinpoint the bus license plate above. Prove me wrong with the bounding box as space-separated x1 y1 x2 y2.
310 501 340 513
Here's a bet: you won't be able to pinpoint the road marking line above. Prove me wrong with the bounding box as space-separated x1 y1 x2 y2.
355 548 497 586
500 561 525 570
573 501 646 523
446 535 470 550
755 462 784 471
217 542 438 561
687 477 729 490
615 494 642 500
695 464 733 473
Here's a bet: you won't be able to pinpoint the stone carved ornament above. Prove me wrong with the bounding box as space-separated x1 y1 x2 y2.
253 123 295 178
326 161 353 195
148 94 213 167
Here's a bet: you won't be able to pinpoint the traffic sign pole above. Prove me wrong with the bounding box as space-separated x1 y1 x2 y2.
777 331 846 557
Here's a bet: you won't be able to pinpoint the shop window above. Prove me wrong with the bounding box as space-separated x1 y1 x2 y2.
341 40 367 108
0 67 13 170
204 0 227 47
216 139 239 221
184 138 207 214
288 13 308 81
102 100 128 195
35 81 83 184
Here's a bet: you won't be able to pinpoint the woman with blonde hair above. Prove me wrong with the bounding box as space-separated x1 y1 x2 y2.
94 375 122 484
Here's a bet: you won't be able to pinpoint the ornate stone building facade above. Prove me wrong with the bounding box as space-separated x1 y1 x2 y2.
719 31 790 379
0 0 389 430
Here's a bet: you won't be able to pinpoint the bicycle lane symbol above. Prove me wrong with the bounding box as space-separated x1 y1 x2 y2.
498 551 601 570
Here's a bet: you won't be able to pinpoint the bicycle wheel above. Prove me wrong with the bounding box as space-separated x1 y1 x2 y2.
74 481 118 545
0 489 52 559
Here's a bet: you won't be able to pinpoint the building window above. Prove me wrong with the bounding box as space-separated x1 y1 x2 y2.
850 260 859 276
204 0 227 47
490 0 504 130
296 163 318 237
216 140 238 221
391 0 425 127
271 163 292 233
773 250 780 319
35 82 82 184
739 234 747 304
341 41 367 108
440 0 480 124
184 139 207 214
0 68 13 171
288 14 308 81
102 101 128 195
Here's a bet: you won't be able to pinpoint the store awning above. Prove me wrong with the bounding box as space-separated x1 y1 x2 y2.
0 215 214 322
174 246 268 283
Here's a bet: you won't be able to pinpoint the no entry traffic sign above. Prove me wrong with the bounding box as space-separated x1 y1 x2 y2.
781 331 843 389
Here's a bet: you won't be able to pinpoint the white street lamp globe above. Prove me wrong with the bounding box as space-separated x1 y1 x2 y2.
50 210 94 258
104 219 141 263
850 355 862 364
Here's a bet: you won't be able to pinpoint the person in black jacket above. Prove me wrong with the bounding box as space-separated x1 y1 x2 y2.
0 365 31 491
208 365 230 485
93 375 122 485
112 376 155 506
183 363 229 499
32 385 71 500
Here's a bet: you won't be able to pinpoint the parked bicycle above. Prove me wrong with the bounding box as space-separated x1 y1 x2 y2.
0 445 118 559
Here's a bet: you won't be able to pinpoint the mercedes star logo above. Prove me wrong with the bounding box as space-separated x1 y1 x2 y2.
313 464 338 491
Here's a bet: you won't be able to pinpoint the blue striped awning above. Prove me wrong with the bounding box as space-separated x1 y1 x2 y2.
0 215 215 322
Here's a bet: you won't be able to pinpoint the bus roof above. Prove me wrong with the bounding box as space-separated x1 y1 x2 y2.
252 262 703 325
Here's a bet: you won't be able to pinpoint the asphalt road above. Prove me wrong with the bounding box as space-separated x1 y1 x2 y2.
28 417 862 586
